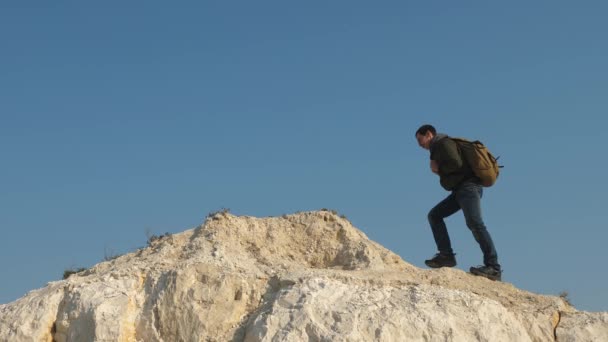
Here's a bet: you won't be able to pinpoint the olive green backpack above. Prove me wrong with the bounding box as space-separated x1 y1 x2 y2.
451 137 502 187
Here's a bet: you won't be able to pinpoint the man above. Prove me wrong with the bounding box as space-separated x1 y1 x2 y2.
415 124 502 281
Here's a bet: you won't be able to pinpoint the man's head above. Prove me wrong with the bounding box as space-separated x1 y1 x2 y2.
415 124 436 150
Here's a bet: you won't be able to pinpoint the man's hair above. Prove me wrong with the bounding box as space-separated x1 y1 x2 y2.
415 124 436 137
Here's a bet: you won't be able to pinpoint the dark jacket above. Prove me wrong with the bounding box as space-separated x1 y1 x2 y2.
429 134 477 191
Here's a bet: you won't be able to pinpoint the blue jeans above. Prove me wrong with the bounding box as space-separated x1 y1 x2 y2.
428 181 501 269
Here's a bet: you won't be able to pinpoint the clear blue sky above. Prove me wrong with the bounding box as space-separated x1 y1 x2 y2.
1 1 607 312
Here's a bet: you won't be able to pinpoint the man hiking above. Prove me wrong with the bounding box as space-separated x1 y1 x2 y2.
415 124 502 281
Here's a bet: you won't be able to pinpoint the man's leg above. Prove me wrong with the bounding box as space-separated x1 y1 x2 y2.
455 183 500 270
428 193 461 256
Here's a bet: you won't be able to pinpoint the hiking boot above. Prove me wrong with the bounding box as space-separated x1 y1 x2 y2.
424 253 457 268
470 265 502 281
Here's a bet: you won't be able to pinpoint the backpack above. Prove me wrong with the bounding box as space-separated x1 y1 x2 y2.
450 137 502 187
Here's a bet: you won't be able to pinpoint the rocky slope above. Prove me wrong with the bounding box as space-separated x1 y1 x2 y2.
1 210 606 341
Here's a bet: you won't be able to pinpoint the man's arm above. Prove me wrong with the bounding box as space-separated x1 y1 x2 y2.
436 139 462 174
430 160 439 174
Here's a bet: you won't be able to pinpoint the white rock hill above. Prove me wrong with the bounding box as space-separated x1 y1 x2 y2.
1 210 606 341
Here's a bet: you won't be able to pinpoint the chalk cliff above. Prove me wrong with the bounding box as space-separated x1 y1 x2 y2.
1 211 606 341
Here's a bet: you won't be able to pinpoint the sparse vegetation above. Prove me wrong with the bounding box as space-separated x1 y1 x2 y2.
145 226 173 247
559 291 573 306
63 267 87 280
320 208 338 215
104 247 123 261
320 208 348 221
206 208 231 221
147 232 172 247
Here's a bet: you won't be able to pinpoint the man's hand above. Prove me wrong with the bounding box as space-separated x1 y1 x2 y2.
430 160 439 174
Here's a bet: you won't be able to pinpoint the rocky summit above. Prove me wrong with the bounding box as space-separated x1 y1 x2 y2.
1 210 606 341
